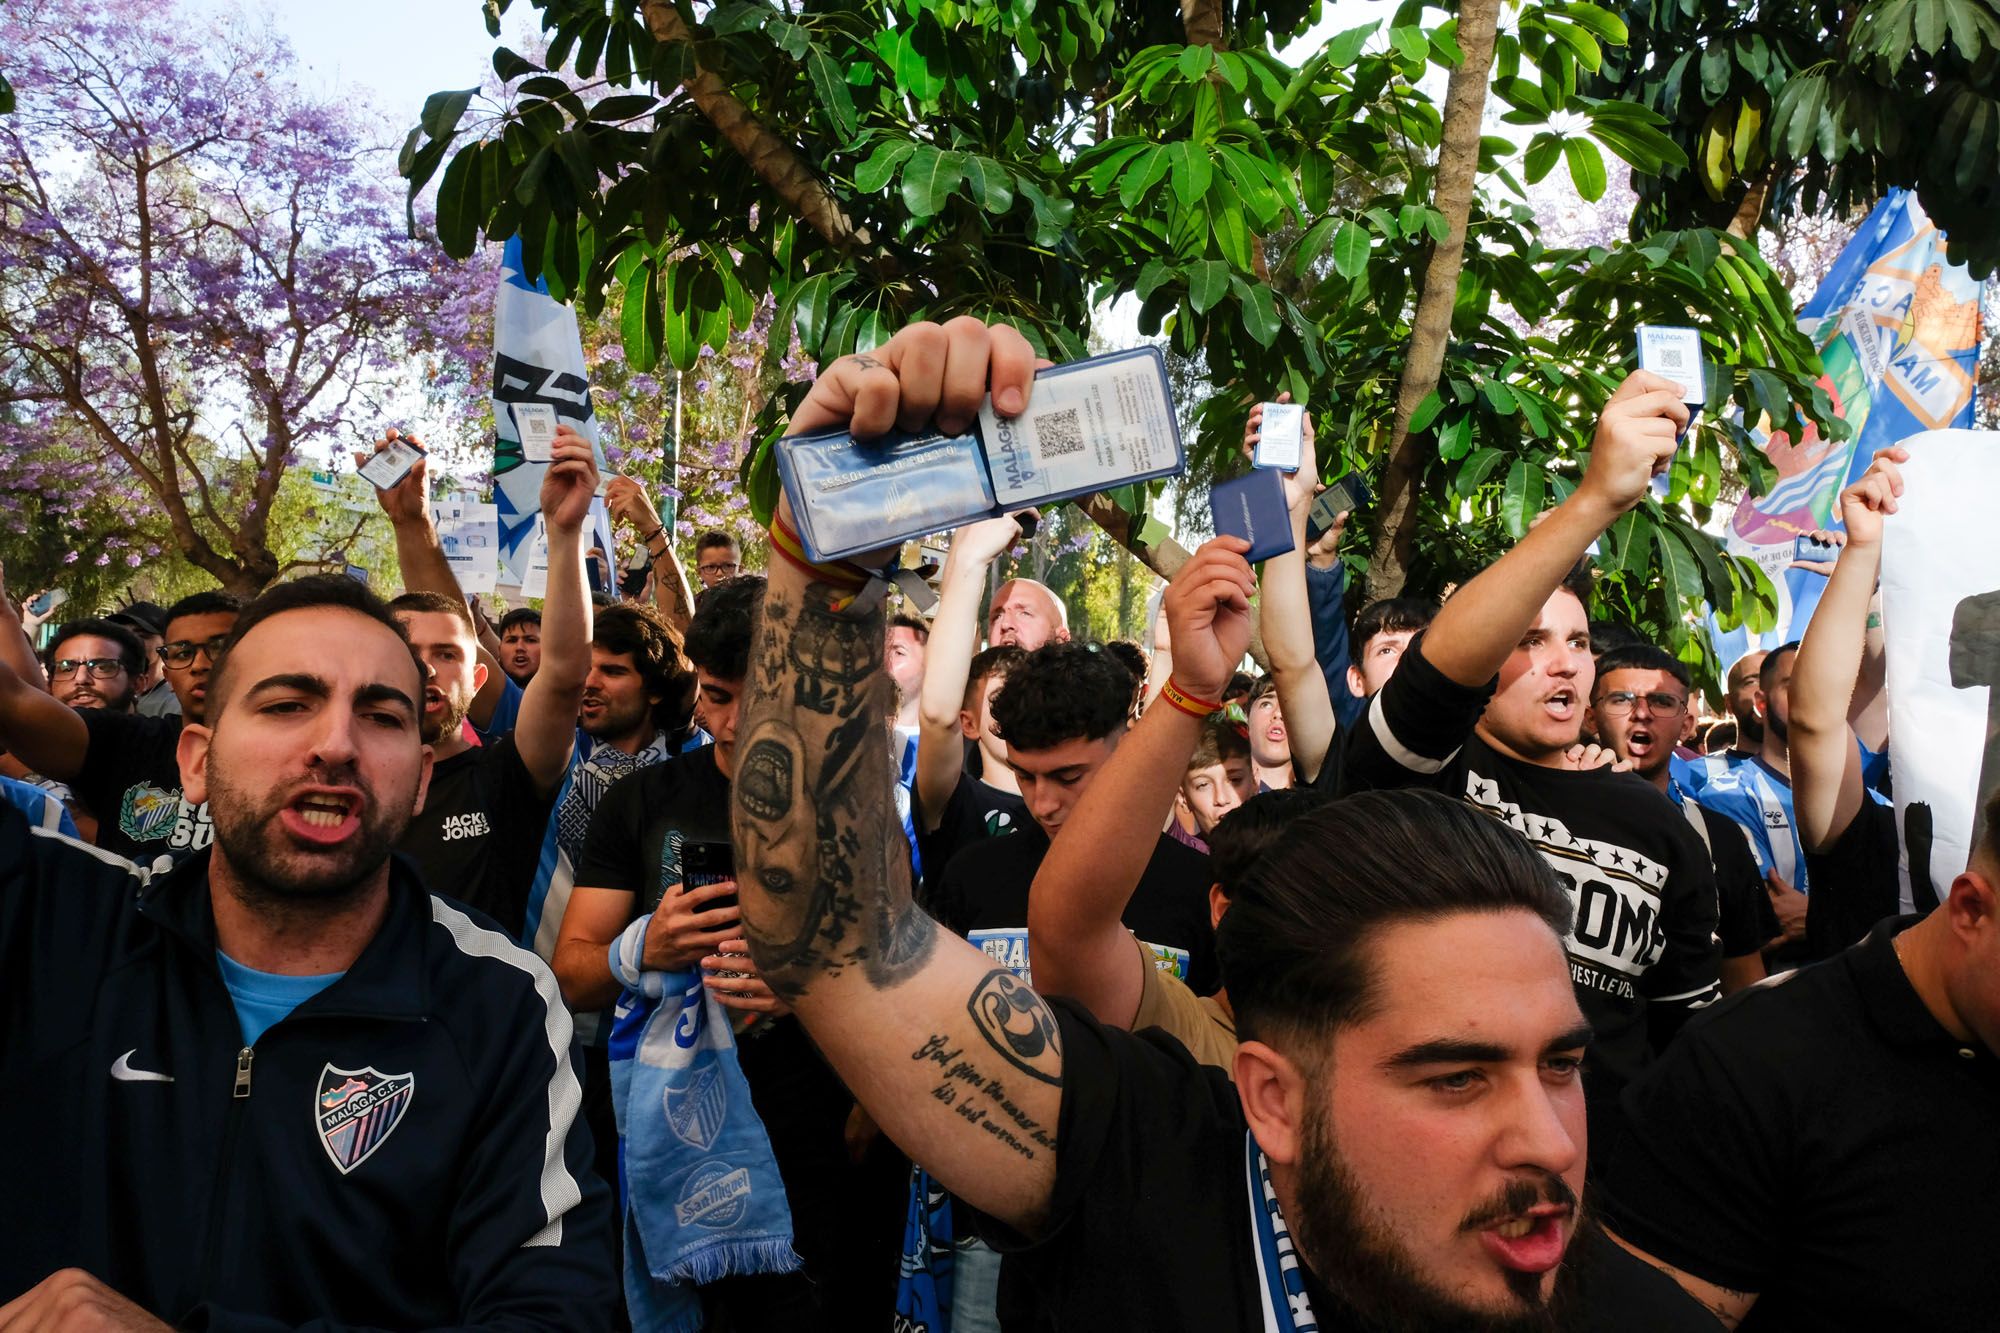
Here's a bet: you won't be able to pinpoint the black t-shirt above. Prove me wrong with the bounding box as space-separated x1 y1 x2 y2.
572 745 732 916
1336 636 1721 1149
1803 797 1900 962
915 771 1027 906
935 822 1218 996
395 735 552 937
1600 918 2000 1330
1672 792 1780 959
73 711 212 870
988 1002 1722 1332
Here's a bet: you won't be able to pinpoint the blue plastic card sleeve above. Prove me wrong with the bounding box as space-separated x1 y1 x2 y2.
777 428 994 564
1210 468 1295 564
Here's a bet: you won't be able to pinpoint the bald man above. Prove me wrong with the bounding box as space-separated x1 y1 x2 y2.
987 578 1069 651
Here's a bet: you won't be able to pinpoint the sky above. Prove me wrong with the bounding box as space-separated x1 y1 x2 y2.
264 0 508 128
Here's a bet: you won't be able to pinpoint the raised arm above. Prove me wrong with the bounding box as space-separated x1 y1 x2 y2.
1245 396 1336 782
915 513 1023 830
1029 537 1254 1026
733 319 1063 1234
512 427 595 793
0 656 88 782
605 475 695 635
1420 373 1686 686
0 567 49 690
1791 448 1901 852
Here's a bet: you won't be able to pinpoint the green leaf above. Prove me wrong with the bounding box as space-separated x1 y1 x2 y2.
1327 21 1379 66
1500 458 1547 536
1524 133 1563 184
900 144 964 218
961 156 1016 213
1119 145 1171 210
1455 446 1507 496
421 87 478 142
1389 26 1431 65
1563 137 1607 200
493 47 541 82
1655 521 1705 610
1188 260 1231 314
1178 44 1214 80
1915 0 1949 53
0 72 13 116
435 144 482 259
1240 284 1282 347
805 43 859 142
1438 414 1473 460
1682 228 1720 275
1172 141 1214 210
1481 380 1520 415
620 257 659 372
853 139 915 194
590 94 658 122
1207 176 1254 269
1331 220 1371 278
1408 390 1446 433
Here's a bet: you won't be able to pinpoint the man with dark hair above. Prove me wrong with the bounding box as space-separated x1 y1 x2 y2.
0 574 615 1329
1174 711 1256 847
498 606 543 686
44 618 146 713
1337 372 1721 1155
1601 782 2000 1328
1034 538 1320 1070
107 602 179 716
0 589 240 866
1589 643 1776 993
1347 597 1435 704
721 321 1717 1333
384 429 597 937
1243 676 1294 790
936 638 1216 991
559 575 886 1327
693 530 742 590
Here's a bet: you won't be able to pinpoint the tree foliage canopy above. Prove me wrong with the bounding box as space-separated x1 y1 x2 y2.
405 0 1862 676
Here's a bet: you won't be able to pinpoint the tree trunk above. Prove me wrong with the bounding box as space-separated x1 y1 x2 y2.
1364 0 1503 601
1727 163 1775 239
639 1 871 254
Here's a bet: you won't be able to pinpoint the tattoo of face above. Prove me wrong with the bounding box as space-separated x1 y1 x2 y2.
967 970 1062 1085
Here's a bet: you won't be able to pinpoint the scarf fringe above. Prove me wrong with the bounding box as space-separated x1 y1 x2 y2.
657 1234 805 1288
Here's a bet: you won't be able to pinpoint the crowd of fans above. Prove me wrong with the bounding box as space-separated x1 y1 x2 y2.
1 317 1993 1332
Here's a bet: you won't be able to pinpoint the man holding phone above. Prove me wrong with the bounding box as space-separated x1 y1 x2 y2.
557 575 882 1327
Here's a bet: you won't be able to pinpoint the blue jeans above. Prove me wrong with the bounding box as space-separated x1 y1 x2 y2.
951 1239 1002 1333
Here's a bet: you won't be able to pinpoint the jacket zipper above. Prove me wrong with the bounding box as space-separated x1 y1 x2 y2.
197 1046 254 1297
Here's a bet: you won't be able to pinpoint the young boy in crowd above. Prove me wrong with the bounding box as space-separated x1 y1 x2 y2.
1170 711 1257 852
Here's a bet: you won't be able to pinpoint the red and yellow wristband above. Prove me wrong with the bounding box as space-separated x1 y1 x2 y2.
1158 675 1223 720
768 512 875 607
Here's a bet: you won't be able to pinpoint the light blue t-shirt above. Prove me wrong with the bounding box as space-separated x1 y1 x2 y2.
215 951 344 1046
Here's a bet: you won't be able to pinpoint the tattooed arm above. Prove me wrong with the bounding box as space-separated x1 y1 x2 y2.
732 319 1065 1235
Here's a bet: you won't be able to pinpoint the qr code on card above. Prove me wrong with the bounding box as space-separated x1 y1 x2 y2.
1652 345 1687 370
1034 407 1084 458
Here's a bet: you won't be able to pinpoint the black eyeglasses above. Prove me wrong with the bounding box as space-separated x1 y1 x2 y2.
158 635 230 669
1596 690 1687 716
51 657 128 679
698 561 740 578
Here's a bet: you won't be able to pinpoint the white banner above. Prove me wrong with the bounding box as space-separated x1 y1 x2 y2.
1880 430 2000 911
432 500 499 595
515 498 614 602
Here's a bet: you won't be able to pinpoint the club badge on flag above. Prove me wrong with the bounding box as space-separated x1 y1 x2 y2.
316 1064 416 1175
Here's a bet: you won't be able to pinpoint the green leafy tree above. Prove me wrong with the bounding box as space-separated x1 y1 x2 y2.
1585 0 2000 273
406 0 1835 678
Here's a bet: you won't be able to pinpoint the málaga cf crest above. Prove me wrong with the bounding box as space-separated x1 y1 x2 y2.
316 1064 416 1175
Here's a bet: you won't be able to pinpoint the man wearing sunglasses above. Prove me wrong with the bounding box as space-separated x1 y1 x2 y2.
0 591 240 868
1588 643 1777 995
43 619 147 714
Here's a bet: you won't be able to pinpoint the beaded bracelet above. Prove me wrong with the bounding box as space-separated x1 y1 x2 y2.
1158 675 1224 719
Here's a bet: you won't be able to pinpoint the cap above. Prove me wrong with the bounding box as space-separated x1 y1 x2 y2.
107 601 166 637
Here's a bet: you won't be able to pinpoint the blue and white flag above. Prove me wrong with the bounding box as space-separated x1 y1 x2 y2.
1706 190 1982 670
491 236 614 584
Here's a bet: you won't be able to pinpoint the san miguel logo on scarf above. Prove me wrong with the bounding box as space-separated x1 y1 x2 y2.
315 1064 416 1175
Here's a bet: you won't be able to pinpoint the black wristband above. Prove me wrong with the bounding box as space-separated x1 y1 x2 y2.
639 525 664 546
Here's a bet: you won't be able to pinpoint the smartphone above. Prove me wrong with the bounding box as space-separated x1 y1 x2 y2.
681 840 737 912
1794 533 1842 564
1253 402 1304 471
26 588 67 618
511 402 559 464
359 437 425 490
1306 474 1370 543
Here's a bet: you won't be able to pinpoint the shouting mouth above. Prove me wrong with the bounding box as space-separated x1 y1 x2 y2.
1543 688 1576 723
279 789 362 845
1477 1205 1572 1274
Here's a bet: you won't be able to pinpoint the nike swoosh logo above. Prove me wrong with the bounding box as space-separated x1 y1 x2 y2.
111 1049 174 1083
